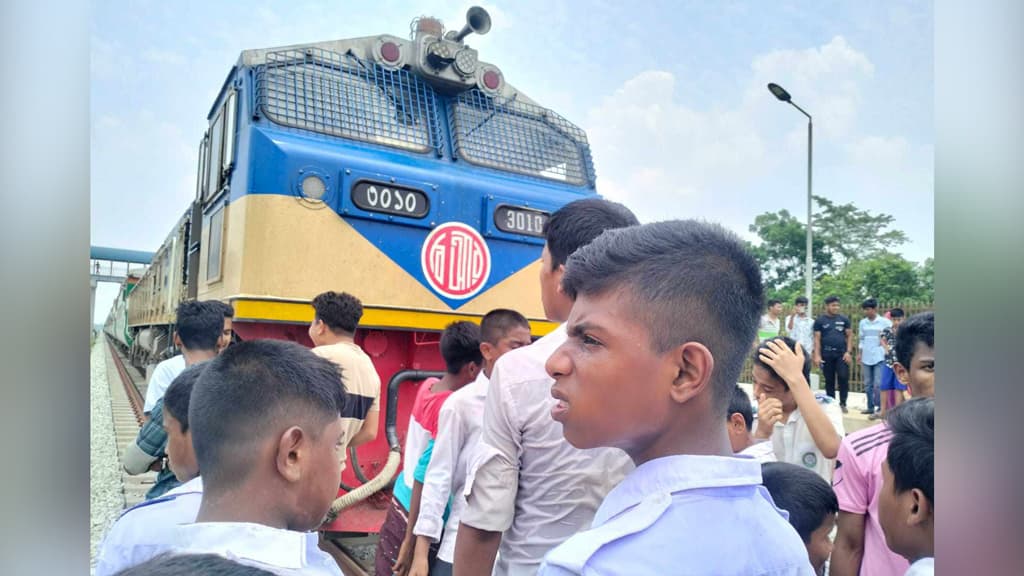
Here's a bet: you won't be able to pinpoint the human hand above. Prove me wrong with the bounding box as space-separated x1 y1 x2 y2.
756 393 784 437
392 535 414 576
843 351 852 365
759 340 809 389
407 555 430 576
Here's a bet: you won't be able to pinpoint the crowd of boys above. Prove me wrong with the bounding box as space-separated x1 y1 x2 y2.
96 198 935 576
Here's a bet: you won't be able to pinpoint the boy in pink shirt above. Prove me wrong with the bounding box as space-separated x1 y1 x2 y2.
831 312 934 576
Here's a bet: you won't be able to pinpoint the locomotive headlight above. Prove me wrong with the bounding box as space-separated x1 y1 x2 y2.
300 174 327 200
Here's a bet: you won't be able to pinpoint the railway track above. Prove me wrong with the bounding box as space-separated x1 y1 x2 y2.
102 336 373 575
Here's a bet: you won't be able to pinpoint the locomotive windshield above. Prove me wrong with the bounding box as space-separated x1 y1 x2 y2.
257 48 443 154
255 46 594 187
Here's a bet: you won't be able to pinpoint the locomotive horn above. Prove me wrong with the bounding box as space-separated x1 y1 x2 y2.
452 6 491 42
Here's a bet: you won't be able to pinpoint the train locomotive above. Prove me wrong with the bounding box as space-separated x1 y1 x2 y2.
105 7 599 536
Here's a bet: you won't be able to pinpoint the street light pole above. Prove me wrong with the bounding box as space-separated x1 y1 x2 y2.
767 83 813 309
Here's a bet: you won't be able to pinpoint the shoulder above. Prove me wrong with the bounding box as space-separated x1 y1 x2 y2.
156 355 185 373
543 492 674 573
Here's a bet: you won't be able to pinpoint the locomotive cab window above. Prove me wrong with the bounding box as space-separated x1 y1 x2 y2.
205 205 225 283
204 90 238 203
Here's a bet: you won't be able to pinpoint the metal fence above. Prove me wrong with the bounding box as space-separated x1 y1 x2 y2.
738 301 934 391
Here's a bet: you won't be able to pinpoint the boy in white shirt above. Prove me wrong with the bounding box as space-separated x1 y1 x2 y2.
170 340 349 575
96 364 207 576
754 336 846 482
408 309 533 576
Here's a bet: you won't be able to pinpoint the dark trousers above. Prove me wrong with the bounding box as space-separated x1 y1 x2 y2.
822 355 850 406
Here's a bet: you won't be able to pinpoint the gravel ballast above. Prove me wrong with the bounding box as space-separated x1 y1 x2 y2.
90 341 125 571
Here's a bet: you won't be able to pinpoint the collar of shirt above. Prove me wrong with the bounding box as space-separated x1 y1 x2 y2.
592 454 762 527
165 475 204 496
171 522 322 571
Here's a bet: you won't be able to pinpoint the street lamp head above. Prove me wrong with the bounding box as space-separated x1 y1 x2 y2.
767 82 791 102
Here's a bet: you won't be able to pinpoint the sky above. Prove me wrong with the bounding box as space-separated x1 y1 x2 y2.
90 0 933 323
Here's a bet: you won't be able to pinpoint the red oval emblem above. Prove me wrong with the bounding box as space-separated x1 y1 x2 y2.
421 223 491 300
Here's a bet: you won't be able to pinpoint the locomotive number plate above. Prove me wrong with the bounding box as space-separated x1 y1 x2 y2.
351 181 430 219
493 204 549 238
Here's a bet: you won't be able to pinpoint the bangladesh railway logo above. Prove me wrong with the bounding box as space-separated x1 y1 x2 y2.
421 222 491 300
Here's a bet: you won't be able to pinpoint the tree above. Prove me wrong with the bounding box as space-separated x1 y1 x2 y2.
748 196 910 296
917 257 934 302
815 253 923 304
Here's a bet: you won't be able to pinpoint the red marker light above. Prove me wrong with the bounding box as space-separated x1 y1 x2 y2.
482 69 500 90
380 41 400 63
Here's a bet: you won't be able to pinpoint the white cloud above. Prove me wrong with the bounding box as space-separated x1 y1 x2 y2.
583 35 931 262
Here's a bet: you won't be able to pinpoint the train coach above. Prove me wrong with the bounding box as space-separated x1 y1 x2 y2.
108 7 599 536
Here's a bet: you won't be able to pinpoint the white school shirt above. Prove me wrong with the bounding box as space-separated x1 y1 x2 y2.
169 521 344 576
413 371 488 563
905 557 934 575
769 394 846 482
538 455 814 576
785 313 815 355
143 354 186 413
94 476 204 576
461 325 634 576
739 439 778 462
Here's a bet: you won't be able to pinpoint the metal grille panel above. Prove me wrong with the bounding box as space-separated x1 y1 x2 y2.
256 48 442 154
450 90 595 186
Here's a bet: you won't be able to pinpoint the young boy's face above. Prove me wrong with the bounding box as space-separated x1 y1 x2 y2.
826 301 841 315
807 513 836 575
895 341 935 398
546 289 679 456
163 412 198 482
864 306 877 320
752 365 793 409
770 302 783 315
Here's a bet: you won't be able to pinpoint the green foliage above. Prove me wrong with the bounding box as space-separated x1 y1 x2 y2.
749 197 930 305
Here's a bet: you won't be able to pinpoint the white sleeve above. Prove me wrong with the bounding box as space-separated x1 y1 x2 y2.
143 363 171 413
414 403 463 541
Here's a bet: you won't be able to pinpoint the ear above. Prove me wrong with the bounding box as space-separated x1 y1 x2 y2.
173 332 183 348
553 264 566 295
728 413 747 434
275 426 306 484
907 488 932 527
894 361 913 395
480 342 496 363
668 342 714 405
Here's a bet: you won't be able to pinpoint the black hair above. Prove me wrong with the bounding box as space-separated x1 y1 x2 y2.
112 553 276 575
761 462 839 543
795 296 808 305
862 298 878 309
189 339 347 488
311 291 364 334
728 385 754 431
885 397 934 504
215 301 235 318
890 307 906 319
560 220 764 412
895 311 934 369
175 300 228 351
824 295 841 305
440 321 483 374
767 298 782 307
480 308 530 346
752 336 811 391
162 363 208 433
542 198 639 270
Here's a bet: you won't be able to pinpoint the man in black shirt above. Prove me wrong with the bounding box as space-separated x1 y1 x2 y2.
813 295 854 413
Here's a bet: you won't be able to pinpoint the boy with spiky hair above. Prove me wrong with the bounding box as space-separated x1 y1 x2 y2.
409 309 533 576
309 291 381 456
454 198 638 576
878 398 934 575
831 311 934 576
762 462 841 575
540 220 812 575
382 321 483 576
96 364 208 576
171 339 348 575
